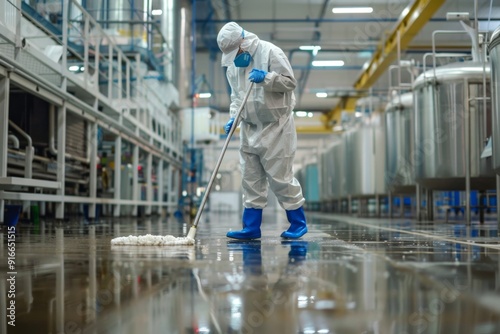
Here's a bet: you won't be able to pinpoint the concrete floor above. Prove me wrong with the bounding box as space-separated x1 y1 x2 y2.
1 210 500 334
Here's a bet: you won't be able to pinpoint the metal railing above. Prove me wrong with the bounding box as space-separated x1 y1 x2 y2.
0 0 183 220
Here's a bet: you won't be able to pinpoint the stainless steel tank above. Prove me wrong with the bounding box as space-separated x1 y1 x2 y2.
343 113 386 196
319 149 327 203
319 140 344 201
489 26 500 175
385 92 415 193
319 145 333 202
413 61 494 189
331 141 345 199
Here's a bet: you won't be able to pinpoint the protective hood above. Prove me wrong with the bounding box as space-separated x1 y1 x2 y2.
217 21 260 67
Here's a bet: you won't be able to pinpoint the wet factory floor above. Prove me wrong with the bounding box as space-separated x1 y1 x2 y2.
1 211 500 334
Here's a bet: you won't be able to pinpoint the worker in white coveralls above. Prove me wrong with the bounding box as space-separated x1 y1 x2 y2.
216 21 308 240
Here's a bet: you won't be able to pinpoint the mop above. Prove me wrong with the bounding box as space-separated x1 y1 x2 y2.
111 83 254 246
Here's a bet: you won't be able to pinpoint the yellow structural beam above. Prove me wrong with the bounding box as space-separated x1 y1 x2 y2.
323 0 446 128
321 96 358 128
295 125 335 134
354 0 446 89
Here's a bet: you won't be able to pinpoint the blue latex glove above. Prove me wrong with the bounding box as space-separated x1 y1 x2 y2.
224 118 235 134
248 68 267 83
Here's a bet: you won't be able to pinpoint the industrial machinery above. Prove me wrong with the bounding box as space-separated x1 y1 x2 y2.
0 0 182 221
385 92 415 193
181 107 220 143
489 26 500 176
413 60 495 222
318 96 387 216
384 92 415 216
296 162 320 211
413 61 494 189
319 139 344 212
7 97 89 193
342 111 387 216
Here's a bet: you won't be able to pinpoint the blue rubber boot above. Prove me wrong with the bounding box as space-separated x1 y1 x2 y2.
281 206 308 239
227 208 262 240
282 240 308 264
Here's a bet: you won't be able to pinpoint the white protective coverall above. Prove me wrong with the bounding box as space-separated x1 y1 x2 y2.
217 22 305 210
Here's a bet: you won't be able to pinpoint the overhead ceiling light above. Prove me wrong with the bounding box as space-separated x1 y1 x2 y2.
198 93 211 98
312 60 344 67
333 125 344 131
358 51 372 58
316 92 328 98
152 9 163 16
295 111 308 117
300 45 321 55
400 7 410 18
308 112 313 118
332 7 373 14
68 65 80 71
299 46 321 51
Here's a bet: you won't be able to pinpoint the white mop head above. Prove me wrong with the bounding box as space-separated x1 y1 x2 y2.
111 234 195 246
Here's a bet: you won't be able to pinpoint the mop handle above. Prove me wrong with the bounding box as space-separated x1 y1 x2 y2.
192 82 254 228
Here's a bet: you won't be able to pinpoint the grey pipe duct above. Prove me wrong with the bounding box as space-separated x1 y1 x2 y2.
9 120 32 148
8 134 19 149
8 120 33 179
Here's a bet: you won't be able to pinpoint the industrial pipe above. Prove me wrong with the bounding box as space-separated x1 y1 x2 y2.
9 120 32 148
8 120 33 179
8 134 19 149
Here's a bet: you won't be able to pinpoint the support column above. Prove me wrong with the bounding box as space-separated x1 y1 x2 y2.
416 184 421 221
0 76 9 223
88 122 98 219
465 87 472 225
132 144 139 217
61 0 68 90
113 136 122 217
145 153 153 216
167 163 174 206
55 228 64 334
88 226 97 323
56 104 67 219
157 159 164 213
427 189 434 221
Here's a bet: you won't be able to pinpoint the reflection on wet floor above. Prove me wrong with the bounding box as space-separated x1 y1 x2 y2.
1 211 500 333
